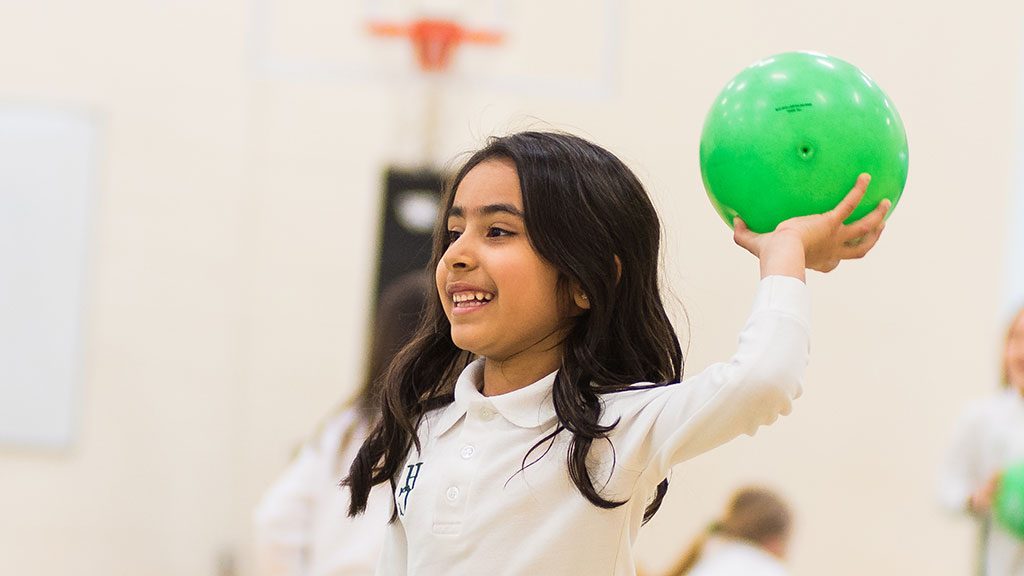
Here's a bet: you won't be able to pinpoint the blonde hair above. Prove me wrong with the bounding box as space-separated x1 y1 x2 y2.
1003 306 1024 388
667 487 792 576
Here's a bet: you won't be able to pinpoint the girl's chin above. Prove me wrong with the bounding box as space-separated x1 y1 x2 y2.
450 334 484 356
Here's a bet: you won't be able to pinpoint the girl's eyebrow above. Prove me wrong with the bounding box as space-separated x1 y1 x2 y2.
447 203 524 219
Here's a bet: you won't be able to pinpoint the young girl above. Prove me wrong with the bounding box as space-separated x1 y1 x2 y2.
940 305 1024 576
254 272 430 575
666 487 793 576
345 130 889 575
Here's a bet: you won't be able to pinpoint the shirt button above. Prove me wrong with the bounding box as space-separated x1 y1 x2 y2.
460 445 475 459
446 486 460 502
481 408 496 421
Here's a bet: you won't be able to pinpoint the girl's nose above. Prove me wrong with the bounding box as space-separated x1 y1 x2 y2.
442 235 476 270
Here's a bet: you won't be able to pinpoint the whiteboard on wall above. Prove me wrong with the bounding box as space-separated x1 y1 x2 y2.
0 104 96 449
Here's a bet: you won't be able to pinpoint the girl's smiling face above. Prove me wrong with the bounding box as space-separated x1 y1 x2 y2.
437 158 575 369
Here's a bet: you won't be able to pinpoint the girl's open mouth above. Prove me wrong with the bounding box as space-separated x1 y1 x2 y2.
452 291 494 310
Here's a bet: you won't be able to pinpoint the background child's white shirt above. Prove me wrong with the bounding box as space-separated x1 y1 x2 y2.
687 537 788 576
254 408 392 576
939 390 1024 576
377 275 809 576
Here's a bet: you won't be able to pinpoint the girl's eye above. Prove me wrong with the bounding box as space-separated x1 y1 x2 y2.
447 229 462 243
487 226 513 238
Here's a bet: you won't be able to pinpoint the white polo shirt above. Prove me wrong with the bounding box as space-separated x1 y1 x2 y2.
688 537 789 576
376 275 810 576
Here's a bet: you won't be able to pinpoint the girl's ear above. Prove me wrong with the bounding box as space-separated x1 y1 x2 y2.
573 291 591 310
568 256 620 311
568 278 591 311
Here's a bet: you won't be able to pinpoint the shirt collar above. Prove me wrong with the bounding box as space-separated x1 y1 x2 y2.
431 358 560 436
1004 387 1024 409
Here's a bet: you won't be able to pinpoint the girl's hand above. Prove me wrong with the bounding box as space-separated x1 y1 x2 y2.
968 472 1002 516
733 173 891 280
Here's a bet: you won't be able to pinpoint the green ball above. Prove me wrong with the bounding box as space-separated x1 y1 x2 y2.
996 461 1024 539
699 51 909 233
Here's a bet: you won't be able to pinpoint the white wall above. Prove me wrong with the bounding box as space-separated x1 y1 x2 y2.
0 2 1018 575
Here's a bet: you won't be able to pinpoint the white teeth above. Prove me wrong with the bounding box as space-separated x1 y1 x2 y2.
452 291 494 304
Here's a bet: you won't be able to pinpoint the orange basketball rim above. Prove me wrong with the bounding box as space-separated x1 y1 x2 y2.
368 18 504 73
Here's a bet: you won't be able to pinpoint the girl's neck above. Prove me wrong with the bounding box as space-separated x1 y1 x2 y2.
481 348 562 396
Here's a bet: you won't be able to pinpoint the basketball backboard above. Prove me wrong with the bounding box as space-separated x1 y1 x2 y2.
248 0 622 98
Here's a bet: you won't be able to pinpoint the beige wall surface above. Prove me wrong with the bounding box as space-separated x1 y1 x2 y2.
0 1 1019 575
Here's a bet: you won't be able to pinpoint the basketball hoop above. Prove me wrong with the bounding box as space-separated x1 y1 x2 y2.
368 18 503 73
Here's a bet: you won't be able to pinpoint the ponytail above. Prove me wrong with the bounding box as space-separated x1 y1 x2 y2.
667 488 792 576
668 522 720 575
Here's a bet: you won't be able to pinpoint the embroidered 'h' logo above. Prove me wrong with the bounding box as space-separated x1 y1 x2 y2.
397 462 422 516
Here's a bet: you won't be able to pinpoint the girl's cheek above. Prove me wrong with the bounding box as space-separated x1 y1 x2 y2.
435 261 447 287
1010 340 1024 359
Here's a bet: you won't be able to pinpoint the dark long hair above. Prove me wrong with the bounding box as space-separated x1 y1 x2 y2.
358 272 434 422
316 271 430 475
345 131 683 522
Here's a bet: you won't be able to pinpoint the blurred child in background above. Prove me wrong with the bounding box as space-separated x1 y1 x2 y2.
666 486 792 576
254 272 431 576
940 305 1024 576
